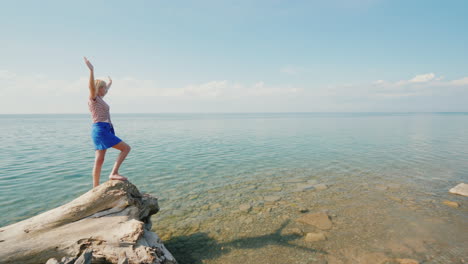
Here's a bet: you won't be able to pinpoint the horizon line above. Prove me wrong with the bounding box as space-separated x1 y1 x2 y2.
1 112 468 115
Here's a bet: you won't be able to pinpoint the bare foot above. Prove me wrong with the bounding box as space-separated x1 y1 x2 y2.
109 174 128 181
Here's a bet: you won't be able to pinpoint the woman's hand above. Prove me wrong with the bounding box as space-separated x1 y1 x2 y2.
84 56 94 72
85 56 96 99
107 76 112 87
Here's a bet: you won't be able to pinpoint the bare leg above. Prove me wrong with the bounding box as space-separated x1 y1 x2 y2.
109 141 131 181
93 149 107 188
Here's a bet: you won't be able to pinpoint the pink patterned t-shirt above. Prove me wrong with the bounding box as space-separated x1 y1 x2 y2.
88 96 111 123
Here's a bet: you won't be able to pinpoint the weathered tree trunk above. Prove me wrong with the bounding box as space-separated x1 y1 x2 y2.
0 180 177 264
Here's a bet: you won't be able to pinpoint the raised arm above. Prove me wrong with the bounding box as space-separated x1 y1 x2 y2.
107 76 112 89
84 57 96 99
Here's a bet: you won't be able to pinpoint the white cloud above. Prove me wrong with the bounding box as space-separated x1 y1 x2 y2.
373 92 418 98
451 77 468 86
408 73 435 83
372 73 442 88
1 69 467 113
0 70 305 113
247 81 302 96
0 72 86 96
183 81 228 98
109 78 302 98
329 73 468 100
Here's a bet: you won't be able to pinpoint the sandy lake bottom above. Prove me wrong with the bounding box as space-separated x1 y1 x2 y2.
152 172 467 264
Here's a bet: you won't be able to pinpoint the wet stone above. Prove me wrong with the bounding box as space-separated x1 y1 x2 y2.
304 232 327 242
442 200 460 208
296 212 333 230
314 184 328 191
264 196 281 202
266 186 283 192
282 227 304 236
188 194 199 200
239 203 252 212
395 258 420 264
388 196 403 203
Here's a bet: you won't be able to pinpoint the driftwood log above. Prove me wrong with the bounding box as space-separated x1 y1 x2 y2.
0 180 177 264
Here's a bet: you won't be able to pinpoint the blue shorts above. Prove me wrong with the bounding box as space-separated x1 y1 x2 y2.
91 122 122 150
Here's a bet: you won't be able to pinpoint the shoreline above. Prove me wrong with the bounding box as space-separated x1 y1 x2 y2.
1 173 466 263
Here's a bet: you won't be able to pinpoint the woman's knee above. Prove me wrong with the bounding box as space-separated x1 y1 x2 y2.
113 141 131 153
126 144 132 153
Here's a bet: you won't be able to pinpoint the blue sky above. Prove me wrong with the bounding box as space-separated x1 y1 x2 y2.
1 0 467 113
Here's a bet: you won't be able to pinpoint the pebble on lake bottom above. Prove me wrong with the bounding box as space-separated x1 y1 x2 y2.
304 232 327 242
442 200 460 208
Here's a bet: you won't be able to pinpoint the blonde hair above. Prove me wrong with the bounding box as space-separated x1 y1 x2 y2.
94 79 107 94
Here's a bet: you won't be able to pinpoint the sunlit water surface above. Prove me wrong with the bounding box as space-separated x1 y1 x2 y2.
1 113 467 263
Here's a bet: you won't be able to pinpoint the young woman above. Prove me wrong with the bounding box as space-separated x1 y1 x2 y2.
84 57 131 187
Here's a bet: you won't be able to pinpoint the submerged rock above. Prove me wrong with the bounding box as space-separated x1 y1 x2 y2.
449 183 468 197
264 195 281 202
296 212 333 230
388 196 403 203
188 194 199 200
282 227 303 236
442 200 460 208
314 183 328 190
239 203 252 212
304 232 327 242
266 186 283 192
395 258 419 264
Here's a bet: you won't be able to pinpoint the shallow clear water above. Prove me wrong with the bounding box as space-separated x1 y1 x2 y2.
1 113 467 263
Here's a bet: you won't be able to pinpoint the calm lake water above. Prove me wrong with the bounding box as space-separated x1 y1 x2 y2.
1 113 467 263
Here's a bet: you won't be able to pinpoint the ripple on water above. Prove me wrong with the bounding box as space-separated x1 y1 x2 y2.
1 113 468 262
